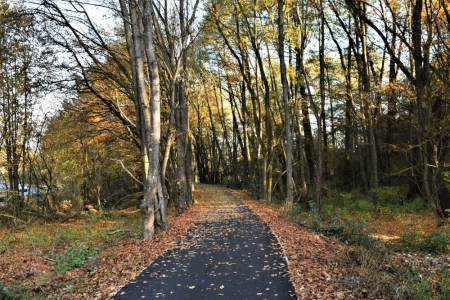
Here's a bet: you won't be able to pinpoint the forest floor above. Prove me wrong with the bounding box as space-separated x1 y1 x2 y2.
0 184 449 299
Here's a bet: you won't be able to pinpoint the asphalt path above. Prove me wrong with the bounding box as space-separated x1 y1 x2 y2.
110 187 296 300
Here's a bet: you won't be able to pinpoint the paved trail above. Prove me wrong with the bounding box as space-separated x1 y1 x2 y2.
111 184 296 299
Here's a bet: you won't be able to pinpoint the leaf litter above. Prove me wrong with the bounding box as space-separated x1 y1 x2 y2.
1 184 345 299
111 183 296 299
229 189 345 299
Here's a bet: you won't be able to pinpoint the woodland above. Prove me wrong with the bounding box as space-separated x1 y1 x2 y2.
1 0 450 298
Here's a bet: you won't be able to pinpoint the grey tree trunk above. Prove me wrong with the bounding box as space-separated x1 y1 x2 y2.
119 0 167 240
277 0 293 211
142 0 167 234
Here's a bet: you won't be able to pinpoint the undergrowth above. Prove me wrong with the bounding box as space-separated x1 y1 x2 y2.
397 224 450 254
395 265 450 299
0 283 50 300
0 284 18 300
0 209 141 255
0 208 141 298
286 188 450 299
53 243 98 272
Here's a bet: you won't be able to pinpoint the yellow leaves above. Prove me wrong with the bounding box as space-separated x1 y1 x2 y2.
85 133 110 147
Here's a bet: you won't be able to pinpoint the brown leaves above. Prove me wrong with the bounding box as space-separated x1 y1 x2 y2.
1 185 346 299
0 187 215 299
230 189 345 300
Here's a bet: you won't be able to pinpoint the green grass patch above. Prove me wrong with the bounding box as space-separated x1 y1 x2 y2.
53 243 98 272
0 209 141 256
321 189 431 220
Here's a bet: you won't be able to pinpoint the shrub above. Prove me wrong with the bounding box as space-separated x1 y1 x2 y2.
398 226 450 254
398 225 423 250
308 200 321 231
419 232 450 254
322 220 379 249
404 196 429 212
338 221 378 248
322 224 346 237
321 203 336 221
54 243 98 272
438 266 450 298
399 266 450 299
0 284 18 300
369 187 401 206
221 176 242 189
336 235 393 298
357 199 374 212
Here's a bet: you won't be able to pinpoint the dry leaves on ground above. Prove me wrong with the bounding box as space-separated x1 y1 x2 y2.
230 189 347 300
2 185 349 299
0 187 215 299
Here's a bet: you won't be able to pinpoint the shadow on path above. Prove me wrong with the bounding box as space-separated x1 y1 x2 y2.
110 184 296 299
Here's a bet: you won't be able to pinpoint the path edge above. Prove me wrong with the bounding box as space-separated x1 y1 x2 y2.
228 188 300 300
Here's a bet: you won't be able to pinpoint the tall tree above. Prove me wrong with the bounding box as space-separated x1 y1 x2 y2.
345 0 449 217
277 0 293 210
40 0 168 239
141 0 165 239
0 1 52 216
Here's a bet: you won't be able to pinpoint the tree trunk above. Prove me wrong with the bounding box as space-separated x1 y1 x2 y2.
142 0 166 238
296 48 315 184
319 0 328 179
277 0 293 211
411 0 445 218
176 81 188 213
302 67 323 219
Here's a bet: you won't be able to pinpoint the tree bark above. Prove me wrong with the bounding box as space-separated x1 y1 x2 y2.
277 0 293 211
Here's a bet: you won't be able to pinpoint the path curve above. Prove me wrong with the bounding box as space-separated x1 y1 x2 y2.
110 184 296 299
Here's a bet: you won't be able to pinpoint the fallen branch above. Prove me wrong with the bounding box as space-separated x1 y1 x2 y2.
0 213 26 224
107 229 134 235
111 158 144 186
60 212 79 223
